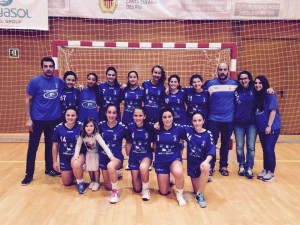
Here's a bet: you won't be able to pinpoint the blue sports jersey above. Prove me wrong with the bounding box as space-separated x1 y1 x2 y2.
26 74 64 120
154 124 186 164
142 80 165 123
122 86 144 125
234 87 255 125
204 78 237 122
52 121 82 157
185 127 216 162
163 89 187 125
98 121 129 160
255 93 281 132
127 122 154 159
184 87 210 123
98 82 123 121
60 87 79 119
77 87 99 123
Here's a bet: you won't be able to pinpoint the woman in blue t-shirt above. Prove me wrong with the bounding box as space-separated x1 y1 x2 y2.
254 75 281 182
98 104 129 204
126 107 154 201
98 67 123 121
78 73 100 123
121 70 144 125
142 65 166 123
186 112 216 208
154 107 187 207
184 74 210 126
163 74 187 125
234 71 257 179
52 107 85 193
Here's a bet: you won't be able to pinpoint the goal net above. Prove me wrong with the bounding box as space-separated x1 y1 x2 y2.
0 18 299 134
54 41 236 87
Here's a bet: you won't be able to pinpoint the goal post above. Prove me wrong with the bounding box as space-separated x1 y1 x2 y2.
51 40 237 85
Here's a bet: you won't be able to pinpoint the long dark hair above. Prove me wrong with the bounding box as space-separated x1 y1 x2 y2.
63 106 78 124
106 66 121 88
86 72 100 105
125 70 139 91
168 74 181 90
236 70 254 92
80 117 98 138
63 71 78 81
105 103 118 122
254 75 270 111
151 65 166 84
189 74 203 86
158 107 174 130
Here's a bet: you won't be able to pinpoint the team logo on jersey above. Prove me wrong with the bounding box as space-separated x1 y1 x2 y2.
44 90 58 99
82 101 97 109
98 0 118 13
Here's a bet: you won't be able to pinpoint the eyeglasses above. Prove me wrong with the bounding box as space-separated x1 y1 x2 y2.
239 78 248 81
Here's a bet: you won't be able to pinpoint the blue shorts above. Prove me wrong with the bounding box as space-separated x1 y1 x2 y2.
59 154 73 171
187 159 204 178
154 157 182 174
128 152 153 170
99 152 124 170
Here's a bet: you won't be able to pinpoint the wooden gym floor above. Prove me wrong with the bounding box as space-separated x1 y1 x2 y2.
0 135 299 225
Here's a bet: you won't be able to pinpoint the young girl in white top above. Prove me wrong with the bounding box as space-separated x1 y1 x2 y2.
74 117 116 191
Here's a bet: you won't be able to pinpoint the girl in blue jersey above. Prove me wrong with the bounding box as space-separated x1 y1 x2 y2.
163 74 187 125
60 71 79 120
184 74 210 126
126 107 154 201
122 71 145 125
52 107 85 193
98 104 129 204
122 71 145 170
234 71 257 179
78 73 100 123
142 65 166 123
98 67 123 121
254 75 281 182
74 117 116 192
154 107 187 207
186 112 215 208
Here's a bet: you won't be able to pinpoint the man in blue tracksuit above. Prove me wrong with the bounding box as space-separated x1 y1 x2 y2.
21 57 64 185
204 62 237 176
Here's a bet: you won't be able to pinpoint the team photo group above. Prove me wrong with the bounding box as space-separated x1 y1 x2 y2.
21 56 281 208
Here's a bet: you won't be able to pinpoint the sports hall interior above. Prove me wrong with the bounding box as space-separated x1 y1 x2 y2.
0 18 299 225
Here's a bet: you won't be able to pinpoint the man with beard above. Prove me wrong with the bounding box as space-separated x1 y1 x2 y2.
204 62 237 177
21 57 64 185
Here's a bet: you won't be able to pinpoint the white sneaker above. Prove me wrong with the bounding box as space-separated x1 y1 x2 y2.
92 182 100 191
176 193 186 207
141 189 150 201
110 189 120 204
148 165 152 171
88 181 95 189
117 170 123 179
125 163 130 170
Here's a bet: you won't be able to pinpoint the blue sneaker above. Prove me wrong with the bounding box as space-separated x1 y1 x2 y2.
207 177 213 183
196 193 207 208
77 182 86 194
21 176 33 186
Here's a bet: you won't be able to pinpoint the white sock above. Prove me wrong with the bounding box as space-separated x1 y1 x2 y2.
176 188 186 207
142 182 149 190
76 179 83 184
170 173 175 185
111 181 118 190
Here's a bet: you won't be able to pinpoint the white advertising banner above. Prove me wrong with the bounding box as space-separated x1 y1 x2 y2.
49 0 300 20
0 0 48 30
